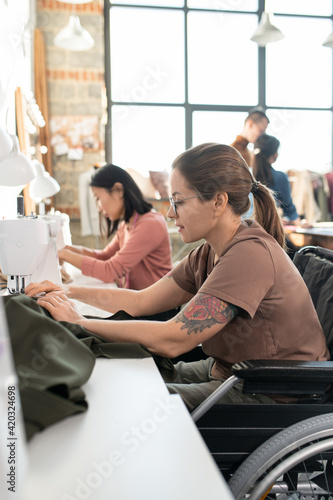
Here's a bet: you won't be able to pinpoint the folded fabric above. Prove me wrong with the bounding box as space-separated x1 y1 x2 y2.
4 294 96 440
4 295 176 440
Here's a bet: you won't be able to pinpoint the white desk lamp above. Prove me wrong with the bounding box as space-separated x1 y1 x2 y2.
0 125 13 162
0 135 36 186
29 160 60 211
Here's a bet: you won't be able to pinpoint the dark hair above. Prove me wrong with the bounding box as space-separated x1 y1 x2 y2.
171 143 286 249
245 106 270 125
90 164 153 236
253 134 280 186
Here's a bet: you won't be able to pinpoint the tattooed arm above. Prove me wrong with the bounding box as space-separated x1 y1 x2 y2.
173 293 239 335
37 289 238 358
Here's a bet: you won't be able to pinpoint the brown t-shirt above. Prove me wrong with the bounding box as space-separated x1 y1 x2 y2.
230 135 254 167
171 221 329 379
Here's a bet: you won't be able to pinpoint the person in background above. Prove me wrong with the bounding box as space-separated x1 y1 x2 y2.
231 108 269 168
58 164 173 291
26 143 328 412
252 134 311 258
253 134 311 227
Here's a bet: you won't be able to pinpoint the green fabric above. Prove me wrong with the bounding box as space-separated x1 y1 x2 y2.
60 310 177 382
4 294 96 440
4 295 176 440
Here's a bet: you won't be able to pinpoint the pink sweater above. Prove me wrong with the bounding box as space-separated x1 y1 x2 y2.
81 211 172 290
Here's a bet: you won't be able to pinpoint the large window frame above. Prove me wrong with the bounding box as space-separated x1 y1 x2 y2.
104 0 333 172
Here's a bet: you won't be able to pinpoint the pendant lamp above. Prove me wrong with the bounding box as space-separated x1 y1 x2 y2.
54 15 95 51
251 11 285 47
56 0 93 3
322 30 333 49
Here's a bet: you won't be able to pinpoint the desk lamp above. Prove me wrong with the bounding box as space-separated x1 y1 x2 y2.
0 125 13 162
29 160 60 214
0 135 36 186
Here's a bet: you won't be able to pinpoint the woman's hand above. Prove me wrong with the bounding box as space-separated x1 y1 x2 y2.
36 293 84 323
57 248 66 265
299 218 312 229
289 217 313 229
25 280 68 298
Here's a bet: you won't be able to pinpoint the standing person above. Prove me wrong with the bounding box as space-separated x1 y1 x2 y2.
58 164 173 290
26 144 329 412
231 108 269 167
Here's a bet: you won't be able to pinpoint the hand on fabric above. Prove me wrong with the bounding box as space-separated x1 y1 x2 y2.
36 293 84 323
25 280 68 298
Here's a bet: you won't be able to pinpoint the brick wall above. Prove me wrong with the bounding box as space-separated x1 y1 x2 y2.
36 0 105 222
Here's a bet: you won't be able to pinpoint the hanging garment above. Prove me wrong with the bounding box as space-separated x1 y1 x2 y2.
325 172 333 217
288 170 321 224
310 171 330 222
78 168 100 236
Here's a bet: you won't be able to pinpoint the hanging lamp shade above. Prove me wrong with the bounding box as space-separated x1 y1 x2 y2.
56 0 93 3
29 161 60 203
0 125 13 163
251 12 285 47
54 15 95 51
322 30 333 49
0 135 36 186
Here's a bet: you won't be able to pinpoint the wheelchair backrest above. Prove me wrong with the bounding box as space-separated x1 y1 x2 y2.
293 246 333 358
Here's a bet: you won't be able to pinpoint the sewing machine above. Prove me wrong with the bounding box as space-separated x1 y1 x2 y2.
0 215 62 294
42 208 72 251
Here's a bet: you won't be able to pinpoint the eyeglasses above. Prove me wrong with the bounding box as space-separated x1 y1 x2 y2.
169 195 203 216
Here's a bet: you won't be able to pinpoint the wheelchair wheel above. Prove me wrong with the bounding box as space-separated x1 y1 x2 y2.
228 412 333 500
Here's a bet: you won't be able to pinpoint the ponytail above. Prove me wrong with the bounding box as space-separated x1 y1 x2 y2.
251 181 286 249
253 153 274 186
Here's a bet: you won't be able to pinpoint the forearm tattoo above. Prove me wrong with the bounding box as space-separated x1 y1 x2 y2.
164 271 173 279
174 292 238 335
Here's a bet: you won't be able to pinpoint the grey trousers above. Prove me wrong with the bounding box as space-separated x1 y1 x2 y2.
166 357 276 412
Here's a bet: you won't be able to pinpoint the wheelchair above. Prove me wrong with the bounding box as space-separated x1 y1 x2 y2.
191 246 333 499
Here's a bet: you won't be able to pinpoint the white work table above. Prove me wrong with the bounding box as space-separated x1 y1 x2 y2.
21 358 234 500
3 267 234 499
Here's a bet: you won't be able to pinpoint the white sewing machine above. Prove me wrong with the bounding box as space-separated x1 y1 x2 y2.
40 208 72 251
0 215 62 294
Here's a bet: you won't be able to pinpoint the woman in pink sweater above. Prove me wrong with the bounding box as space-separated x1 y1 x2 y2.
58 164 173 290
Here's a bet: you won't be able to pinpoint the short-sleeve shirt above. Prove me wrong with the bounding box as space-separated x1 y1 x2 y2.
81 211 172 290
170 220 329 379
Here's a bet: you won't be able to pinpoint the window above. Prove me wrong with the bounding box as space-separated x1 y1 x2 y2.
192 111 248 146
105 2 333 176
267 109 332 173
266 16 332 109
110 7 185 105
112 105 185 175
187 11 258 105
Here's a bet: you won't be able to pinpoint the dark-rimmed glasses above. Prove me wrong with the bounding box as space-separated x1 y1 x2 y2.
169 195 203 216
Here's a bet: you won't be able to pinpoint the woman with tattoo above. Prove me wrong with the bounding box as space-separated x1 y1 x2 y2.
26 143 329 411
